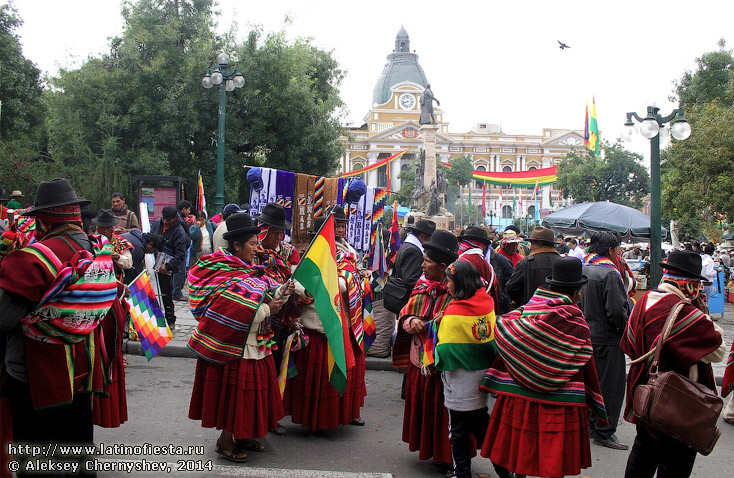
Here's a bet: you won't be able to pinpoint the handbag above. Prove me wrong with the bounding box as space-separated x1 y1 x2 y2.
383 276 409 314
631 300 723 455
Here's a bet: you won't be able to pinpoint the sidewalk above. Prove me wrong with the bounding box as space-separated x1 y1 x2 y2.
123 294 734 381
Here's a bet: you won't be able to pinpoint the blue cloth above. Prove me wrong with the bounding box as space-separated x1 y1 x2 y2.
188 222 214 259
150 218 187 272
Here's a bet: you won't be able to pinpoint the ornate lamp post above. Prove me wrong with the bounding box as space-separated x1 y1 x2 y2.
488 210 495 229
202 52 245 214
622 105 691 285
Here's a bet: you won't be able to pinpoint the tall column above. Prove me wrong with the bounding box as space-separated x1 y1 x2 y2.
367 152 378 188
420 124 439 192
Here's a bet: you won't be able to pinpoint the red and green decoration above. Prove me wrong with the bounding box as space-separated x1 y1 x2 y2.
441 160 557 188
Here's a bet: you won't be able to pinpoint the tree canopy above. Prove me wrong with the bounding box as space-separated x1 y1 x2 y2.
663 40 734 237
556 141 649 208
3 0 346 210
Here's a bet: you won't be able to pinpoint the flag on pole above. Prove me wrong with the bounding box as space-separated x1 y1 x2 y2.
531 180 539 200
534 188 540 222
278 329 309 397
126 271 172 361
292 215 351 394
481 182 487 218
584 101 590 148
387 201 401 269
518 189 523 216
468 184 473 218
197 170 207 216
498 188 503 212
512 190 517 215
589 97 600 156
386 164 391 192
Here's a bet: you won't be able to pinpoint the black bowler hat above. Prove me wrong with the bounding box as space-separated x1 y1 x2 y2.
329 205 348 222
660 250 707 281
24 178 91 215
91 209 120 227
546 257 589 287
307 217 327 237
423 230 459 264
256 203 292 230
459 226 491 246
0 187 8 203
223 212 260 240
412 219 437 238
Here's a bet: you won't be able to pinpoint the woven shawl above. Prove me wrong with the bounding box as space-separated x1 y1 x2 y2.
480 288 607 419
187 249 278 364
392 278 451 369
21 234 117 344
620 289 721 422
337 248 364 347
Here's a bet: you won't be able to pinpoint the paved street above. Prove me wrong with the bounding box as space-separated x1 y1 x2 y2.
105 298 734 477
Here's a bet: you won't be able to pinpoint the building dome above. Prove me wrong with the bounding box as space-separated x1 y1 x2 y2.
371 27 429 106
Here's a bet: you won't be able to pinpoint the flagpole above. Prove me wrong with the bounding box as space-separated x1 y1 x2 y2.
290 211 335 280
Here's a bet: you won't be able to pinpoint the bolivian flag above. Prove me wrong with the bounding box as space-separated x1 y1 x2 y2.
292 214 350 394
434 290 498 371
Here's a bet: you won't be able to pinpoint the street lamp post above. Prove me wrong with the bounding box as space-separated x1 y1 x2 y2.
202 52 245 214
622 105 691 286
488 210 495 229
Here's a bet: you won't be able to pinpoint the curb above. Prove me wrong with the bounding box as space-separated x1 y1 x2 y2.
123 339 725 384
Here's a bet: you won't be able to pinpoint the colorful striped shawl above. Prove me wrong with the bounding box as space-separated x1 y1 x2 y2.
620 288 721 422
480 288 607 420
488 288 593 393
337 248 364 347
21 234 117 344
434 288 498 371
392 278 451 369
585 252 623 283
187 249 278 364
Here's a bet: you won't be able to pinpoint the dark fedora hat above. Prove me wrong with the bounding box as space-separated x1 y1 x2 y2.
527 226 555 244
223 212 260 240
412 219 437 237
91 209 120 227
0 187 8 203
546 256 589 287
256 202 292 230
24 178 91 215
423 230 459 264
459 226 491 246
660 250 707 280
329 205 348 222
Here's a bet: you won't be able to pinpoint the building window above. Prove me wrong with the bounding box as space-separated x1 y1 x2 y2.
502 205 513 218
377 165 387 188
528 166 537 171
527 205 535 217
475 165 486 189
502 166 513 172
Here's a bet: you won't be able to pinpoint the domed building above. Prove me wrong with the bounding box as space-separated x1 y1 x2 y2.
339 27 585 227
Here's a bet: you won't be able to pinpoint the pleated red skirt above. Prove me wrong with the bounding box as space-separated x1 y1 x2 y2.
283 328 364 430
189 355 284 439
402 364 452 465
93 353 128 428
481 394 591 477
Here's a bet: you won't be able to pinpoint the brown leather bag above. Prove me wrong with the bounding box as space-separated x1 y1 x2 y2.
632 301 723 456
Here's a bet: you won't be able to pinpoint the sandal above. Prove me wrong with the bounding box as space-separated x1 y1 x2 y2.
724 417 734 426
237 438 266 452
215 440 248 463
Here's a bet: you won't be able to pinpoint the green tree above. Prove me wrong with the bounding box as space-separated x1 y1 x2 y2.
556 141 649 207
0 3 46 141
674 39 734 110
443 155 474 214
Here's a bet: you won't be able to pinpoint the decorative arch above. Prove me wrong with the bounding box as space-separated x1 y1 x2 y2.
502 205 513 218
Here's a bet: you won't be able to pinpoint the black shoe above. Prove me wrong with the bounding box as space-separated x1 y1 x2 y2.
593 434 628 450
173 297 187 302
350 418 365 426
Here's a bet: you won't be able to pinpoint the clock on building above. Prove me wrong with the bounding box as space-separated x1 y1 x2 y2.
399 93 416 110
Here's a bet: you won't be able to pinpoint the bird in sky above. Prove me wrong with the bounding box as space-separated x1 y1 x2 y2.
558 40 571 49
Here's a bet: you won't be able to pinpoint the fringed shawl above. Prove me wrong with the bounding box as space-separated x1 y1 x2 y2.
481 288 607 419
392 278 451 369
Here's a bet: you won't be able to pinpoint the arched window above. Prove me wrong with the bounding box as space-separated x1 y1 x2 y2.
502 166 513 172
475 165 486 189
528 166 537 171
502 205 513 218
352 162 364 181
527 205 536 217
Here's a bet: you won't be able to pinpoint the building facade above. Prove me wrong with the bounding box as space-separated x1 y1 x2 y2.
339 28 585 228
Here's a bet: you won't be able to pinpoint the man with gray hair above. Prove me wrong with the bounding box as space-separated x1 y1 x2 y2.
580 231 630 450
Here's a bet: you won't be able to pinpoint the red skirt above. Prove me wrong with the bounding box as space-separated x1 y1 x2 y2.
481 394 591 477
93 353 128 428
283 328 364 430
402 364 452 465
189 355 284 439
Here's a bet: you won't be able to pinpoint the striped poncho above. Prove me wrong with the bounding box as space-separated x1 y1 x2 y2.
337 248 364 347
187 249 280 364
481 288 607 418
392 278 451 369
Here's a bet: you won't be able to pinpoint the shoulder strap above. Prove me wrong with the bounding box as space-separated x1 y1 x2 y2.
637 299 689 374
125 210 133 229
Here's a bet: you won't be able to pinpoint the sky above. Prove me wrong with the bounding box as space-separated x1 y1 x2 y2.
11 0 734 160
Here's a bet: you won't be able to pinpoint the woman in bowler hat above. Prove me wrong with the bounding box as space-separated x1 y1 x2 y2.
397 229 459 469
481 257 607 478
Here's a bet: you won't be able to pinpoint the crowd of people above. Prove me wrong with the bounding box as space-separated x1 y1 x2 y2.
1 180 733 478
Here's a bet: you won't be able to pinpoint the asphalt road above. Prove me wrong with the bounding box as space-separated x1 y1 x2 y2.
93 355 734 478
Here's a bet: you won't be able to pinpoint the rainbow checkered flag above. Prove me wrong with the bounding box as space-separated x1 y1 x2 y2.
126 271 172 361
